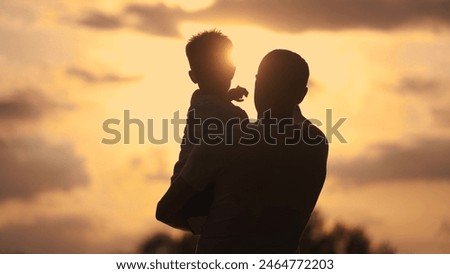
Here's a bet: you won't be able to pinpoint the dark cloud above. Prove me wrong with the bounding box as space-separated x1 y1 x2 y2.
124 3 185 37
392 76 449 126
77 3 185 37
432 108 450 126
0 88 71 121
396 77 442 94
330 138 450 183
77 10 123 30
0 136 89 202
197 0 450 32
77 0 450 36
439 219 450 236
392 77 449 126
0 216 93 253
66 67 140 84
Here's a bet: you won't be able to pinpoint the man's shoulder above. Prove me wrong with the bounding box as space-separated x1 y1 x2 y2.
300 120 328 148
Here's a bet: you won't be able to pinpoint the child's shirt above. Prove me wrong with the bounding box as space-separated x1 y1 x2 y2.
171 89 248 184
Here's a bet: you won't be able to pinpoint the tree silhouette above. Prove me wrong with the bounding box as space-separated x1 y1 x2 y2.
298 211 395 254
140 210 395 254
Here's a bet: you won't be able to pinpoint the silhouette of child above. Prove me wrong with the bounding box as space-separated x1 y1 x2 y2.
170 30 249 233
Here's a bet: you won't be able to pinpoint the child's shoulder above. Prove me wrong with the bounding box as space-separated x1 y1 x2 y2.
189 89 205 105
188 90 248 120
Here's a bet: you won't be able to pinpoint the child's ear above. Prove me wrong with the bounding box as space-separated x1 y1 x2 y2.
188 70 198 84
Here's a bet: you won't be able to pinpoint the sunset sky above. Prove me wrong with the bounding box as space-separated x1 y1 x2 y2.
1 0 449 253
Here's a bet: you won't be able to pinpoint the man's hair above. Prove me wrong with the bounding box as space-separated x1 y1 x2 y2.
185 30 233 77
258 49 309 90
254 49 310 114
257 49 309 105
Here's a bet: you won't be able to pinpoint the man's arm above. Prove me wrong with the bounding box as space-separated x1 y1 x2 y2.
157 144 222 231
156 176 198 231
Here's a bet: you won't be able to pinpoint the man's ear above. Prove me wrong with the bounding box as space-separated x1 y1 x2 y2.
188 70 198 84
296 87 308 104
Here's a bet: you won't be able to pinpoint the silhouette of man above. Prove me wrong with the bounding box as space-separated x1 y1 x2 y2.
157 49 328 253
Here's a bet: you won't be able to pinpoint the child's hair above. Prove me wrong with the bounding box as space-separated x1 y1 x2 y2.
185 30 233 81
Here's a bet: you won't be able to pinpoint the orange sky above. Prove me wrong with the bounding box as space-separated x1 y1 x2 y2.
0 0 450 253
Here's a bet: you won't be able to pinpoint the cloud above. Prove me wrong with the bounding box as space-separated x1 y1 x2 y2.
0 88 72 121
432 108 450 126
77 3 185 37
77 0 450 36
66 67 140 84
197 0 450 32
330 138 450 183
391 76 449 126
0 136 89 202
77 10 123 30
0 216 92 253
396 77 442 95
124 3 185 37
439 219 450 236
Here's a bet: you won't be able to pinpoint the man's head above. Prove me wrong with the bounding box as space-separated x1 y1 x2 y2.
255 49 309 118
186 30 235 94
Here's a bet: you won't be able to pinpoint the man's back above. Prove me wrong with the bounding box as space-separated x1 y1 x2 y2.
183 120 328 253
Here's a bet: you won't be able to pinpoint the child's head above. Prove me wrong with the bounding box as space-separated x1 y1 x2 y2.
186 30 235 94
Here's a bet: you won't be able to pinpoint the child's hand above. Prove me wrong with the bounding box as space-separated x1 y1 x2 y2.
227 85 249 102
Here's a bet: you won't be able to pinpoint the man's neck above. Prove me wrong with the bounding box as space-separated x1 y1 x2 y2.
293 106 306 124
258 106 305 122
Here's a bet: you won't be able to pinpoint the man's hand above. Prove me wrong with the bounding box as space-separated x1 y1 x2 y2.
227 85 249 102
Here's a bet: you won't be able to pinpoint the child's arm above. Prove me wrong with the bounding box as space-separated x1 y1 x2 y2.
227 85 249 102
